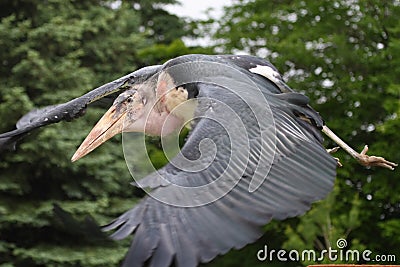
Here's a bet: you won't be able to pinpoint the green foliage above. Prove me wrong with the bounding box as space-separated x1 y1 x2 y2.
199 0 400 265
1 0 399 266
12 245 129 267
138 39 213 65
283 185 363 265
0 0 198 266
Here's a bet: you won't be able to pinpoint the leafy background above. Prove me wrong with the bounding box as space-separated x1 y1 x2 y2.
0 0 398 266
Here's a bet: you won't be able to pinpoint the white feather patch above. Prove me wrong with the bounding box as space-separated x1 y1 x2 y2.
249 65 281 84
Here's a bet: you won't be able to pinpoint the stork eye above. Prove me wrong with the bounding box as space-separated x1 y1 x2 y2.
127 96 134 103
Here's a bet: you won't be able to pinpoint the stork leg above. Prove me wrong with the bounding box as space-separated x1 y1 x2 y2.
322 125 398 170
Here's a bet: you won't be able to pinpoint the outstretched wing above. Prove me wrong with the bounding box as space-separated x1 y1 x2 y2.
104 79 337 267
0 65 161 151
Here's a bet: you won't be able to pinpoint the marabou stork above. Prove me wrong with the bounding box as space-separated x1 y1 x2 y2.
0 54 397 267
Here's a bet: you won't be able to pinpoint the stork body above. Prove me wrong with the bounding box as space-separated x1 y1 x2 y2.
0 54 396 267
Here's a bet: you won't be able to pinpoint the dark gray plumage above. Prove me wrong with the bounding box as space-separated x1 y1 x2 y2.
0 54 338 267
106 79 336 267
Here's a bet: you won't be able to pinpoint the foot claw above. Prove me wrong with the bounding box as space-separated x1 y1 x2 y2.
327 146 340 154
357 145 398 170
326 147 342 167
334 157 343 167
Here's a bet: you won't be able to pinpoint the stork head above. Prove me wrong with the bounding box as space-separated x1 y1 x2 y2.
71 74 194 162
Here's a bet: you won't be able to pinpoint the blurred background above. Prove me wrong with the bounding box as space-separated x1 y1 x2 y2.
0 0 399 266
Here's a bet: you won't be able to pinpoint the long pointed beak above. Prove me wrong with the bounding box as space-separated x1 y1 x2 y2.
71 106 126 162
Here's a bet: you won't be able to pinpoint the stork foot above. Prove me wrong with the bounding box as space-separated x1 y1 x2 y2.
326 146 340 154
356 145 398 170
326 147 342 167
333 157 343 167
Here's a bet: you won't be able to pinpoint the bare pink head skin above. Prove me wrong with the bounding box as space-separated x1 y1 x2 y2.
71 74 187 162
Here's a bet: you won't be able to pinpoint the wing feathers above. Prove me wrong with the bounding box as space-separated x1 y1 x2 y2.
109 65 336 266
0 65 162 151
